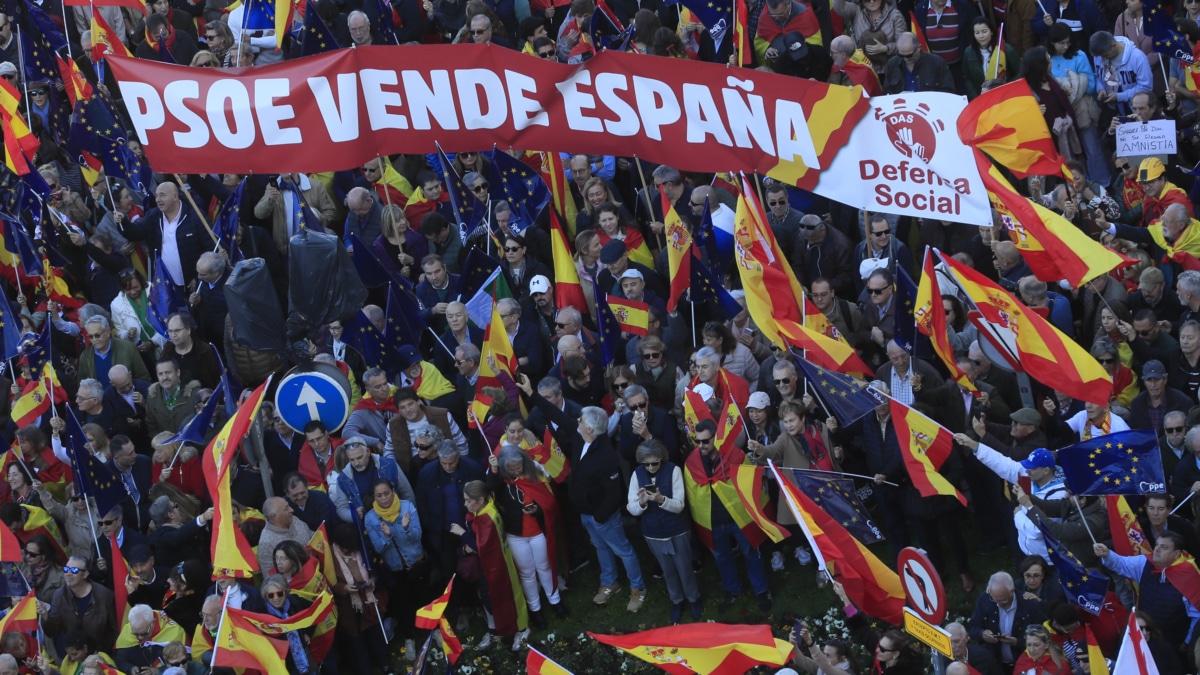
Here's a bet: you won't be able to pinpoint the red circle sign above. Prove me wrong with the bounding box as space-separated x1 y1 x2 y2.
897 547 947 625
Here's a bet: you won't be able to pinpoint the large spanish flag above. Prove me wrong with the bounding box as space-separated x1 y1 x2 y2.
663 187 691 312
915 248 975 393
939 252 1112 405
733 190 804 350
731 464 788 544
978 155 1131 287
416 577 454 629
590 623 793 674
957 79 1069 178
214 609 289 675
549 209 587 315
889 398 967 506
236 592 335 634
683 444 766 551
778 320 873 379
771 462 906 625
203 377 272 578
1106 495 1152 557
0 78 39 176
606 295 649 336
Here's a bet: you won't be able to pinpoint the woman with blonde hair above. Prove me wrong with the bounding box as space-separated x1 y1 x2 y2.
372 204 427 282
576 177 631 232
1013 623 1069 674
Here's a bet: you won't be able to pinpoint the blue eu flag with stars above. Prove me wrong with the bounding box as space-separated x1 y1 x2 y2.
1145 0 1194 64
62 407 129 517
787 467 883 544
795 357 877 427
1057 429 1164 495
1034 515 1108 615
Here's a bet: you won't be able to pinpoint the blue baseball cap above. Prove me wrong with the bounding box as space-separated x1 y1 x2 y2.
1020 448 1056 470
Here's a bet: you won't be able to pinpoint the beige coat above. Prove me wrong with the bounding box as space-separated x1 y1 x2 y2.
253 176 339 254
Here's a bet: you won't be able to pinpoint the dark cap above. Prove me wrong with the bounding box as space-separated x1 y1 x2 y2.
600 239 627 265
127 545 153 564
1143 359 1167 380
397 344 421 371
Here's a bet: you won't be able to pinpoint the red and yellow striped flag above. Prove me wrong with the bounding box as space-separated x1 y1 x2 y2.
237 592 335 634
439 617 463 664
0 592 38 635
985 24 1006 80
11 364 63 428
549 209 587 315
203 377 272 578
662 186 691 313
0 78 39 176
416 576 454 629
1085 625 1110 675
957 79 1069 179
733 0 752 66
778 320 873 379
527 647 574 674
307 525 337 587
91 9 132 60
479 296 516 387
1106 495 1152 557
889 398 966 505
940 252 1111 405
590 623 794 674
111 533 131 622
468 391 493 430
55 55 93 107
731 464 788 544
213 610 288 675
0 512 22 563
605 295 649 336
772 462 905 625
540 152 578 239
915 248 975 393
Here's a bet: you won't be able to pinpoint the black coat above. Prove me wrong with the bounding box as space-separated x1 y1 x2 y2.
967 593 1047 665
106 455 153 533
90 527 149 588
882 51 956 94
529 392 624 523
122 202 210 288
193 271 230 345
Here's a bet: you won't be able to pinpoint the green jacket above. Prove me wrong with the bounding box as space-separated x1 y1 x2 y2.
77 338 150 383
962 44 1023 99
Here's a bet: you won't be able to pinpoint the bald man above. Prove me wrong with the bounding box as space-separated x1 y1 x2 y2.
882 32 954 95
122 181 209 287
344 187 382 248
829 35 881 96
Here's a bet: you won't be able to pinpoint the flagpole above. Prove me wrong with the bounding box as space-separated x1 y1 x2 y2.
633 156 665 250
171 174 220 245
373 602 389 644
426 326 456 360
1072 496 1098 545
15 25 30 121
785 465 899 487
1172 491 1195 515
82 497 103 565
768 459 829 572
210 586 233 669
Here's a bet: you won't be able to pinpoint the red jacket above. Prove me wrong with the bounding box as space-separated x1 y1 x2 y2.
151 455 208 503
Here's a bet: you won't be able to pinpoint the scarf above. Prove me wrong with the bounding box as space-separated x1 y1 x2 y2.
1151 218 1200 263
144 24 176 52
1081 411 1110 440
353 395 398 415
266 599 311 675
333 545 377 613
372 495 401 523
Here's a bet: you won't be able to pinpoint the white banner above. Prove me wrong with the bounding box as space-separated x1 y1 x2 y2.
814 93 990 226
1116 119 1176 157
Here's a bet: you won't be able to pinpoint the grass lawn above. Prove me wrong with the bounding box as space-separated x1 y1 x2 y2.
390 517 1013 674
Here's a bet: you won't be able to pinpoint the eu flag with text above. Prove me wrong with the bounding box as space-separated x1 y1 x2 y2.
795 357 877 427
1145 0 1194 64
1057 429 1164 495
62 406 128 516
436 143 485 243
1034 515 1109 615
666 0 731 49
789 468 883 544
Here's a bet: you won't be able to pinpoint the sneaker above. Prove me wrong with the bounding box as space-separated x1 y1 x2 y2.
690 598 704 620
627 587 647 613
511 628 530 651
404 638 416 663
770 551 785 571
593 583 622 605
669 602 684 625
474 632 494 650
756 591 773 612
795 547 813 565
551 601 570 619
816 571 829 588
718 592 737 612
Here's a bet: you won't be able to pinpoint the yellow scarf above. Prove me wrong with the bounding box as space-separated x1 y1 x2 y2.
1082 411 1111 440
414 361 456 401
1150 218 1200 259
372 495 401 523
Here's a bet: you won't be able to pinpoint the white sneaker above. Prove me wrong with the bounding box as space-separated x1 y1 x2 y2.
404 638 416 662
770 551 785 571
474 632 494 650
512 628 530 651
795 548 813 565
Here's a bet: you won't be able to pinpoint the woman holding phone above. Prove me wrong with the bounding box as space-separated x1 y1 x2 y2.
626 440 701 625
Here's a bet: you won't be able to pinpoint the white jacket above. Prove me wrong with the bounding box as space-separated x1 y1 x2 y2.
110 292 167 350
974 443 1070 559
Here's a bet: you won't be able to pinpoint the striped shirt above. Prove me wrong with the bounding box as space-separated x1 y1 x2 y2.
925 1 961 64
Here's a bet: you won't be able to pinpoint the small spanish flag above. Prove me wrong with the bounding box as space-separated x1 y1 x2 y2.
416 577 454 629
11 363 66 428
1085 625 1110 675
527 647 574 674
0 78 39 176
605 295 649 336
1106 495 1152 557
308 525 337 587
91 9 132 60
889 398 967 506
0 592 39 634
468 391 493 430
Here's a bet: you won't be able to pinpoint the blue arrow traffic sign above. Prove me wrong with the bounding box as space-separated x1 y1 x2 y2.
275 368 351 433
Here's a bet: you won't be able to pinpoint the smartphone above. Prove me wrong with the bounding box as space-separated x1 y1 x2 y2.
793 619 806 637
1116 115 1134 124
643 484 658 494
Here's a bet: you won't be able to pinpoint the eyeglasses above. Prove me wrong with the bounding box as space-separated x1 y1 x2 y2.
641 461 661 467
454 358 470 365
63 566 81 574
799 223 818 230
767 200 787 207
98 519 117 526
118 269 138 279
877 644 897 653
642 351 662 360
266 590 287 599
1166 426 1186 433
504 246 522 252
695 436 714 445
690 201 704 208
871 229 892 236
629 401 648 410
867 287 889 295
132 628 153 638
86 332 105 340
943 306 955 314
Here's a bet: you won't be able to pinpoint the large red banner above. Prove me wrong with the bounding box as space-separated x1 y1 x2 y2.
107 46 868 187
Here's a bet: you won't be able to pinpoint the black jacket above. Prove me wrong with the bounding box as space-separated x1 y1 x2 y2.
122 202 210 287
106 455 153 533
882 51 956 95
967 593 1047 665
529 392 624 524
789 226 855 299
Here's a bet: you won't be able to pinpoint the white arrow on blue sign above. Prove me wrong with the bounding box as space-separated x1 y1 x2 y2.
275 370 351 433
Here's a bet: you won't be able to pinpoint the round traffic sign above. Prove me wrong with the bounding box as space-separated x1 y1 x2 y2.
897 547 947 625
275 364 352 433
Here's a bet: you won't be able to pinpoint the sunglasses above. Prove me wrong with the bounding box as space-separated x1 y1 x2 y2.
98 519 117 526
1166 426 1186 433
629 401 648 410
69 495 84 502
118 269 138 279
266 591 287 599
641 461 661 467
867 287 889 295
898 51 917 59
415 442 434 451
555 322 570 328
695 436 714 445
1116 163 1130 171
504 246 523 253
63 566 82 574
871 229 891 236
614 381 629 389
167 661 188 668
799 223 818 230
1097 357 1116 365
1137 329 1154 337
23 550 40 558
470 28 488 35
642 351 662 359
538 50 556 58
0 75 13 80
29 89 47 95
472 184 488 192
774 378 792 385
767 200 787 207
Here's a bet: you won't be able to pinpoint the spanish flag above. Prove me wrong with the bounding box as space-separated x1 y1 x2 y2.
663 187 691 313
527 647 574 674
468 391 493 430
683 444 766 552
12 363 67 428
908 11 930 51
415 576 454 629
731 464 788 544
978 155 1131 287
733 0 752 66
914 248 975 393
778 320 873 379
957 79 1068 179
0 78 39 176
606 295 649 336
715 398 745 452
213 610 288 675
56 55 93 107
115 611 186 649
1106 495 1152 557
939 252 1112 405
771 462 905 625
682 388 714 438
409 360 456 402
307 525 337 587
984 24 1006 80
540 152 579 239
1085 625 1110 675
0 515 22 563
91 9 132 60
889 398 967 506
0 592 38 635
237 592 335 634
533 429 570 483
373 155 414 207
549 208 587 315
590 623 794 674
479 295 516 388
203 377 272 578
111 533 131 622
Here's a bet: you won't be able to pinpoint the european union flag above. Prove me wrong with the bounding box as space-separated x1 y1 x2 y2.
795 357 877 427
665 0 731 49
213 178 243 248
149 252 182 336
211 346 238 417
18 27 68 140
458 248 504 301
435 143 486 243
301 0 339 55
0 292 20 362
62 406 128 517
67 94 146 196
693 198 721 266
590 7 631 51
592 273 620 367
1145 0 1194 64
1058 429 1164 495
488 148 550 231
350 232 407 289
1034 515 1108 615
893 264 918 355
16 322 49 376
787 467 883 544
690 247 742 319
385 283 427 354
25 4 68 53
0 212 40 278
166 384 224 446
343 310 390 372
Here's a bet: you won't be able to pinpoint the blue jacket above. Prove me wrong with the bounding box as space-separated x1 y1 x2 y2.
364 499 426 571
415 274 462 334
415 456 485 551
330 454 413 524
1030 0 1105 42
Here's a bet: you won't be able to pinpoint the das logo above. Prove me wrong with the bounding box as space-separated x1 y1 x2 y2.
877 99 944 164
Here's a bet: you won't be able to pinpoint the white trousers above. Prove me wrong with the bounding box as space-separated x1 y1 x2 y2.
507 533 560 611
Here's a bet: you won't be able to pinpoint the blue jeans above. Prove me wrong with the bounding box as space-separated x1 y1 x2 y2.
711 522 768 596
581 514 644 589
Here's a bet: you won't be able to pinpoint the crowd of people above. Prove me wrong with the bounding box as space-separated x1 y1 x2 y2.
6 0 1200 672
